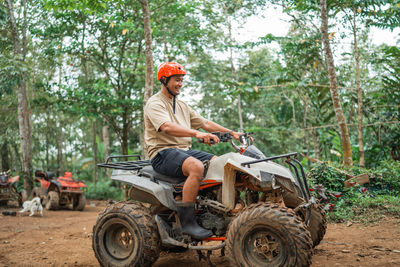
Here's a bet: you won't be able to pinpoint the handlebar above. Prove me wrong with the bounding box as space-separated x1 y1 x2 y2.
198 132 254 152
198 132 232 144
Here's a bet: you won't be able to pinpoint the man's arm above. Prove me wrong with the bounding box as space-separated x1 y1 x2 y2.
200 121 242 141
160 122 220 145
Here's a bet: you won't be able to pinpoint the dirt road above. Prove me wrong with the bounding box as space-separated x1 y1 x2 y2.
1 201 399 267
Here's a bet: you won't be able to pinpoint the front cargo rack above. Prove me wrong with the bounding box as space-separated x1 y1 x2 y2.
97 155 151 171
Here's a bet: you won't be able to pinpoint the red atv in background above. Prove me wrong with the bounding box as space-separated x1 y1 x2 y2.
0 170 27 207
31 170 87 211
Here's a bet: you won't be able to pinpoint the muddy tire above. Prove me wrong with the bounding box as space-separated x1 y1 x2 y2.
92 202 160 267
282 190 303 208
226 203 312 267
45 191 59 210
282 191 327 247
73 194 86 211
300 203 327 248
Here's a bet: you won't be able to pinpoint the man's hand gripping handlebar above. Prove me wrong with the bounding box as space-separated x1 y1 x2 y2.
197 131 233 145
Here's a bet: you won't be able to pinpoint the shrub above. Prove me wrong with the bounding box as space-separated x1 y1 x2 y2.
308 160 400 194
307 160 400 223
307 163 347 192
85 180 123 200
367 160 400 193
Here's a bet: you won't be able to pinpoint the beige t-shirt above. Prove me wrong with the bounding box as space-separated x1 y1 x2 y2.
144 91 207 159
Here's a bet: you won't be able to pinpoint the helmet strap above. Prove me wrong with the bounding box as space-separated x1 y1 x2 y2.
161 77 176 114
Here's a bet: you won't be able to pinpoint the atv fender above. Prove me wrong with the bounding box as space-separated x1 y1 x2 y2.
111 169 176 210
206 153 300 210
49 180 61 192
206 152 296 182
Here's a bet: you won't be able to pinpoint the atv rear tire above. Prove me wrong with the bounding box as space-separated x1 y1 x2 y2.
282 191 327 247
226 203 312 267
45 191 59 210
298 203 327 248
73 193 86 211
92 202 160 267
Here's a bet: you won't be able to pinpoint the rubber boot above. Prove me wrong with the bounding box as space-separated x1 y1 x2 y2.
176 202 213 240
2 211 16 216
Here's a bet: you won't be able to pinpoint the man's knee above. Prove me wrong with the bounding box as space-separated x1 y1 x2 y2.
182 157 204 177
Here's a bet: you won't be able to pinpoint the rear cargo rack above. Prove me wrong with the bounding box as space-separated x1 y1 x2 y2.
97 155 151 171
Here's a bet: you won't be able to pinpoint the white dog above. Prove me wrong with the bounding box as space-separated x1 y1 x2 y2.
19 197 43 216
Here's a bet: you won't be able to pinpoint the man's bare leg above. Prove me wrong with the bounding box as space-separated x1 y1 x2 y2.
178 155 217 239
181 157 203 202
181 156 217 202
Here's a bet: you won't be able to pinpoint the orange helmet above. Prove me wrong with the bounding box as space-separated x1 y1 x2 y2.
157 62 186 81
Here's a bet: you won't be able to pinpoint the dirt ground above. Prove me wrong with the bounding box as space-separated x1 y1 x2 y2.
1 201 399 267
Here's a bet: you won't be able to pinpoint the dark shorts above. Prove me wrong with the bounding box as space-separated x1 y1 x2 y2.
151 148 214 178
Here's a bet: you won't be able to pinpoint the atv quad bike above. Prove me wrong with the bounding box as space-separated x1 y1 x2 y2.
0 170 26 207
31 170 86 211
94 132 326 267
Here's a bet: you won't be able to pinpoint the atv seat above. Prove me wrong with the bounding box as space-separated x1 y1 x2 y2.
139 166 187 184
35 170 55 181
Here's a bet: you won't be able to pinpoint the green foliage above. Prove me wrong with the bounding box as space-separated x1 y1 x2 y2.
308 159 400 194
327 191 400 223
308 160 400 223
308 163 348 192
367 160 400 193
85 180 123 200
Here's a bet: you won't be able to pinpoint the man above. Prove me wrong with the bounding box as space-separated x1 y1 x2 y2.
144 62 242 239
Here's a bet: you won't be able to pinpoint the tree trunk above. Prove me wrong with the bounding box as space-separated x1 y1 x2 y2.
312 126 321 160
353 9 365 167
45 115 49 170
121 114 129 156
56 121 63 176
1 142 10 171
0 146 2 171
141 0 154 106
102 120 111 179
303 97 310 169
92 120 98 184
11 142 21 171
237 93 244 132
320 0 353 166
141 0 154 160
6 0 33 194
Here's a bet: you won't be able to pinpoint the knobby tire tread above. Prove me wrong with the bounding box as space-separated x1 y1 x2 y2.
92 201 160 267
226 202 312 267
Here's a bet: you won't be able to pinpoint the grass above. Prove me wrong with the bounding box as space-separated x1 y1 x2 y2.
327 193 400 224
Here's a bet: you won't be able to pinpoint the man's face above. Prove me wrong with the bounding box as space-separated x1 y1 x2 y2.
167 75 184 95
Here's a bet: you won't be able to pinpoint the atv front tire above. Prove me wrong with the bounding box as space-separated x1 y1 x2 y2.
73 194 86 211
45 191 59 210
92 202 160 267
226 203 312 267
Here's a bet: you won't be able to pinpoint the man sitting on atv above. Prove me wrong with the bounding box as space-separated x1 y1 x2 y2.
144 62 242 239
